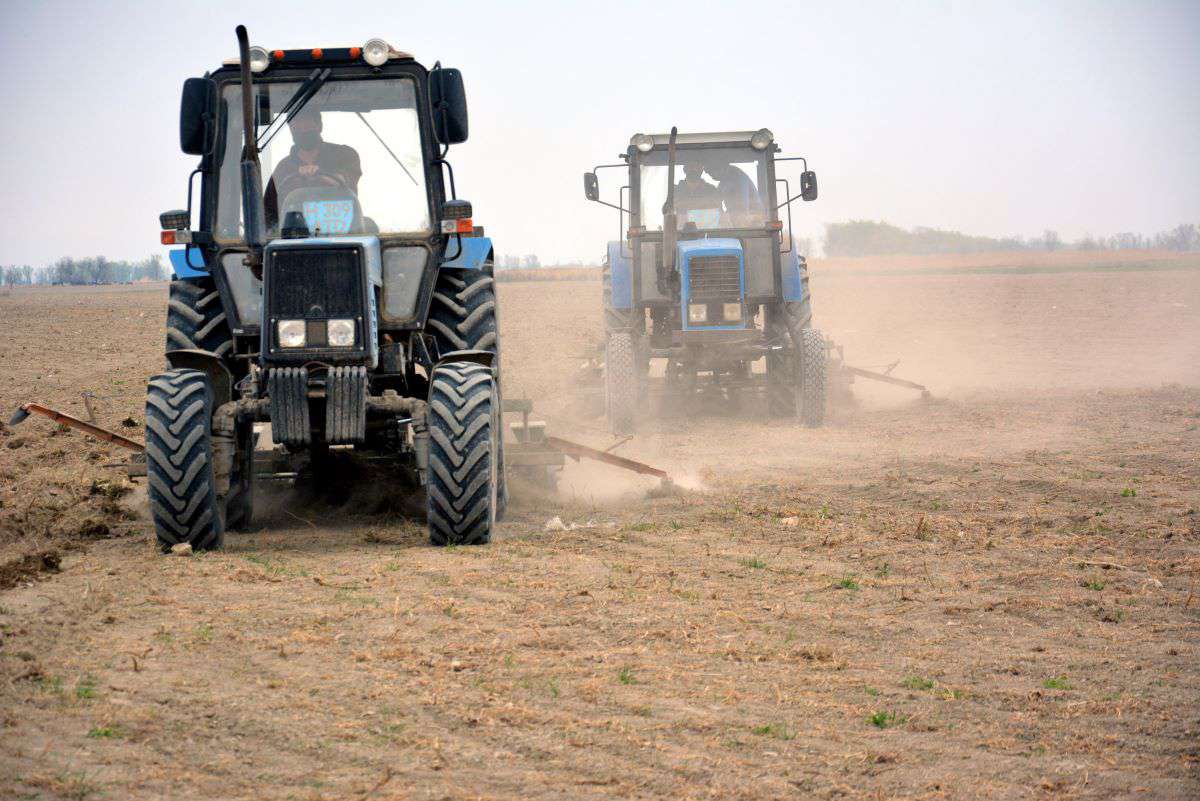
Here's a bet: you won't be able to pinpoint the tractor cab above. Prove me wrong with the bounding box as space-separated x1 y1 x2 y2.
166 36 479 346
585 128 817 340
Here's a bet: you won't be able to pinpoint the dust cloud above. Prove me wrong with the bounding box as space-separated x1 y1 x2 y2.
496 255 1200 497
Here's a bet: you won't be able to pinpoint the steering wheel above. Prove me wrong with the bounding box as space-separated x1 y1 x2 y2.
275 167 352 201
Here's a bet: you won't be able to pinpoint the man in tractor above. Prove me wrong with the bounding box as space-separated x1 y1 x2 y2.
705 161 763 227
672 160 722 229
264 109 363 229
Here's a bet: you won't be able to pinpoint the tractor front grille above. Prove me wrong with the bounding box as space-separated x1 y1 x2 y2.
687 255 742 301
267 247 363 320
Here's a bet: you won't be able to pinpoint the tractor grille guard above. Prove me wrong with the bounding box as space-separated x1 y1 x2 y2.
687 254 742 301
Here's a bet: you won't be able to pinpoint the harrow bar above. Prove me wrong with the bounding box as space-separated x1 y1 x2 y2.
545 435 670 481
9 403 145 452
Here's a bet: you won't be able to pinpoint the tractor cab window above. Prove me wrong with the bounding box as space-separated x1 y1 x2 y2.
216 78 431 241
639 147 769 232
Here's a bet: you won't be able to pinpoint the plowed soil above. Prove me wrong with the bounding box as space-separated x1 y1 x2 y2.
1 256 1198 800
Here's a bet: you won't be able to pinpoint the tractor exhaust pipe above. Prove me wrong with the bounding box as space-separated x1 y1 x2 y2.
236 25 267 263
659 126 679 289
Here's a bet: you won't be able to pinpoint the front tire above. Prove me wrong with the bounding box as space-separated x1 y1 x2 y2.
427 268 507 518
605 332 638 435
798 328 827 427
426 362 499 546
145 369 223 552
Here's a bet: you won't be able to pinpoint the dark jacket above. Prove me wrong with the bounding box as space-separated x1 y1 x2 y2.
264 141 362 227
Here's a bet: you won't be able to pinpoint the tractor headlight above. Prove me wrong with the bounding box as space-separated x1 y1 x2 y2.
277 320 306 348
750 128 774 151
632 133 654 153
248 46 271 73
688 304 707 324
327 319 356 347
363 38 390 67
723 303 742 321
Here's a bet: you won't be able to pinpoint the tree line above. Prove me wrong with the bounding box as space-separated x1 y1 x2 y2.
824 221 1200 258
1 255 167 286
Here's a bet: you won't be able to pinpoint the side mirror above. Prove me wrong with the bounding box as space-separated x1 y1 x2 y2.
801 170 818 202
180 77 216 156
429 67 468 145
583 172 599 202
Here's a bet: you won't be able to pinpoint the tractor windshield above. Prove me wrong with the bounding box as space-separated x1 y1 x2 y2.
216 77 431 240
639 147 769 232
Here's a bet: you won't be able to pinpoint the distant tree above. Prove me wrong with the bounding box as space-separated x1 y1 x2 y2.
824 220 1034 257
521 254 541 268
1154 223 1199 252
1042 230 1061 252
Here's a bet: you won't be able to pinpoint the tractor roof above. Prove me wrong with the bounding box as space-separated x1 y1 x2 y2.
630 131 768 148
221 43 414 71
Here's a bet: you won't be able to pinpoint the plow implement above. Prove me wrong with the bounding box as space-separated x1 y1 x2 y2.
573 335 931 418
504 399 671 490
9 403 146 452
9 398 673 491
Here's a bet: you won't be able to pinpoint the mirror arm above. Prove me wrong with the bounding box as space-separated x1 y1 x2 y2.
591 199 625 213
775 191 808 211
588 164 629 211
774 155 808 169
434 157 457 200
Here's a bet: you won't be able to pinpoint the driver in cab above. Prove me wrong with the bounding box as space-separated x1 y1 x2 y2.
264 110 362 228
671 161 721 228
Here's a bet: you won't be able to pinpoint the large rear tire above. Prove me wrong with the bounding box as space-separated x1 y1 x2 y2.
145 369 224 552
798 328 827 428
605 332 637 436
766 304 796 418
165 278 233 358
426 362 499 546
601 258 630 333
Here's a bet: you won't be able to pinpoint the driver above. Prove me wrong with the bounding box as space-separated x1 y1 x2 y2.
264 110 362 228
671 161 721 227
705 162 762 226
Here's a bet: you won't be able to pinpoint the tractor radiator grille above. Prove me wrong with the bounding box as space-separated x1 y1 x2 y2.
687 255 742 301
267 247 363 319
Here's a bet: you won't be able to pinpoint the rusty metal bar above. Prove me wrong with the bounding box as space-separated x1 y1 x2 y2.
544 435 669 480
602 435 632 454
842 365 930 395
9 403 145 452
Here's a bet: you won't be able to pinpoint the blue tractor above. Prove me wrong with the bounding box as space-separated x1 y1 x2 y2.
584 127 825 434
149 27 503 551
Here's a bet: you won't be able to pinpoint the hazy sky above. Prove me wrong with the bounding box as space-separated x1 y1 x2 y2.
0 0 1197 266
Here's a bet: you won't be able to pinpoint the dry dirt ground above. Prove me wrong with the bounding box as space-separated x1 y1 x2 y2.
1 254 1198 800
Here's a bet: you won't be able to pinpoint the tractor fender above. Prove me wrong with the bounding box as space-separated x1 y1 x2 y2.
781 249 807 303
434 349 495 371
440 236 494 273
606 241 633 310
169 247 209 279
165 349 233 404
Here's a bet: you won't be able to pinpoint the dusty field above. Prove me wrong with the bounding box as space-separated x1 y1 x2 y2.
1 256 1198 800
